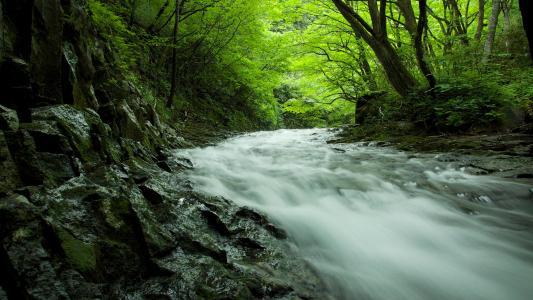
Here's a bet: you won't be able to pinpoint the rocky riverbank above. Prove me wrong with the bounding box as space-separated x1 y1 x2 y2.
0 0 325 298
330 125 533 180
0 104 326 299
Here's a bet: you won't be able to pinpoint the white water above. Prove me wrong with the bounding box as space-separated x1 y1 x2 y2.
180 129 533 300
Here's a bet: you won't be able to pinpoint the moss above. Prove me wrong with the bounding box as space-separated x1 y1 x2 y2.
12 228 33 242
99 197 129 230
57 229 97 272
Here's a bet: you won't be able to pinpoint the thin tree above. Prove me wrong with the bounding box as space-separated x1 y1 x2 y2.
519 0 532 60
396 0 436 89
167 0 183 108
415 0 436 88
475 0 485 40
482 0 501 63
501 0 512 52
147 0 171 33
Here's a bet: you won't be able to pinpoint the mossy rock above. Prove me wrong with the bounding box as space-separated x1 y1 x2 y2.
97 196 130 231
56 228 97 273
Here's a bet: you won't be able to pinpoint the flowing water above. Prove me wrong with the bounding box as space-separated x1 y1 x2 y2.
180 129 533 300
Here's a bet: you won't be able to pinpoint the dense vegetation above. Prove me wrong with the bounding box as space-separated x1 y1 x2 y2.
88 0 531 132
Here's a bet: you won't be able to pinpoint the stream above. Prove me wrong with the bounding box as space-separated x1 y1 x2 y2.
180 129 533 300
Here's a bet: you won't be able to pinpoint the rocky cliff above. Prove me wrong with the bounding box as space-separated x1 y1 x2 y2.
0 1 325 298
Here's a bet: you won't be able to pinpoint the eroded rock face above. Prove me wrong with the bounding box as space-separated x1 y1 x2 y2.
31 0 64 104
0 107 327 298
0 123 326 298
0 105 19 131
0 132 21 194
0 1 326 298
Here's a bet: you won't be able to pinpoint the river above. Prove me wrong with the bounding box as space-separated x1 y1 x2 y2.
180 128 533 300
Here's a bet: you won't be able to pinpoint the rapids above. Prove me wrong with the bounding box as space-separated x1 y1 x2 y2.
180 129 533 300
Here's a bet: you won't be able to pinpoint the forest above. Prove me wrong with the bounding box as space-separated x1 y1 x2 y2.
1 0 533 299
84 0 532 132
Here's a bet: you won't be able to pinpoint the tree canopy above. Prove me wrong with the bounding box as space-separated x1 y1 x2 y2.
89 0 532 130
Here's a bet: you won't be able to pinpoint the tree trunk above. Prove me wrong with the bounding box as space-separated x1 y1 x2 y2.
448 0 469 45
331 0 418 97
501 0 512 52
354 102 357 124
519 0 533 59
397 0 436 89
368 39 418 96
483 0 501 63
148 0 171 33
415 0 436 89
475 0 485 40
167 0 182 108
355 34 377 90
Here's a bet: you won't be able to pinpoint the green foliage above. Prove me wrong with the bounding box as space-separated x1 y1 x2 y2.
57 229 97 272
86 0 532 133
432 84 505 130
88 0 137 72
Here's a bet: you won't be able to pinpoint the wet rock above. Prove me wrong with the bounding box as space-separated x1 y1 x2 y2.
1 151 326 299
468 156 533 179
37 152 76 182
161 152 195 172
516 173 533 179
32 105 104 164
62 42 99 109
2 230 70 299
0 286 7 300
20 121 73 154
463 166 490 176
145 248 253 299
0 194 70 299
138 184 164 205
59 269 103 299
55 228 97 273
4 130 45 185
201 210 232 236
0 0 12 57
129 186 175 256
235 207 288 239
0 105 19 131
156 160 172 172
116 101 145 142
4 127 77 185
0 132 22 194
